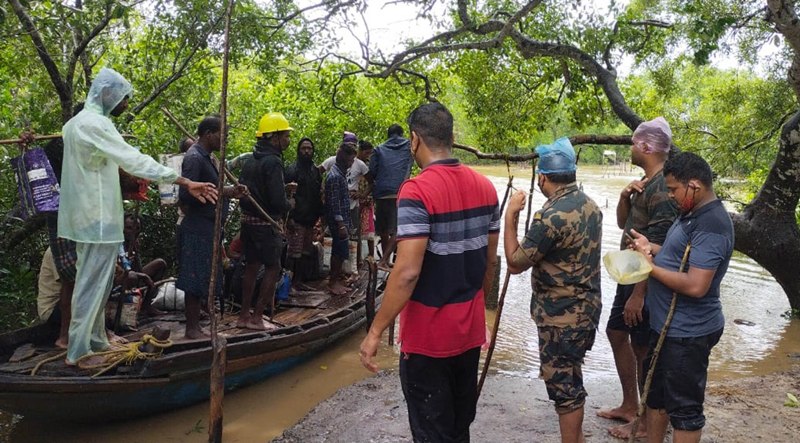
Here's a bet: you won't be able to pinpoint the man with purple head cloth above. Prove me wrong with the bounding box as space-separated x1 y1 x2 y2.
598 117 679 440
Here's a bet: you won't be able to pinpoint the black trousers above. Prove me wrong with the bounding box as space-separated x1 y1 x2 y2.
399 347 481 443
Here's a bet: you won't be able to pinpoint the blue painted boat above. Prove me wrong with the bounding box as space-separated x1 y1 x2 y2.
0 264 383 422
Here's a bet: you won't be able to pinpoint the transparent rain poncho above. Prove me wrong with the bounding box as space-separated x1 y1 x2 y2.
58 68 179 243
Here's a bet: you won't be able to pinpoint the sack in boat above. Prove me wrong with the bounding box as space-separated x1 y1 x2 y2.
105 288 143 331
10 146 60 219
152 281 185 311
603 249 653 285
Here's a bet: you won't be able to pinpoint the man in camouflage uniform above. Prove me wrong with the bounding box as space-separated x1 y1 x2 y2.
504 137 602 443
599 117 679 440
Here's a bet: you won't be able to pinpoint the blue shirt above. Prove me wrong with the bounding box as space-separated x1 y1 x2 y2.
324 163 350 227
647 199 733 338
179 144 227 231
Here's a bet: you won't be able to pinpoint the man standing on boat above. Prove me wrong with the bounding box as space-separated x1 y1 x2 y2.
177 115 248 339
284 137 323 282
628 152 732 443
59 68 218 366
599 117 678 440
360 102 500 442
504 138 602 443
369 124 413 271
324 143 357 295
237 112 292 329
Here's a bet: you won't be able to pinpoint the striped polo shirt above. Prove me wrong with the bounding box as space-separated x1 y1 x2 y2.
396 158 500 357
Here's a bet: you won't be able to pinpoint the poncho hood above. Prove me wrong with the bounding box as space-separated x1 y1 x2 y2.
84 68 133 116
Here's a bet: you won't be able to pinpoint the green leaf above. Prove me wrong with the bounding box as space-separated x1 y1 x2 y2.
785 392 799 408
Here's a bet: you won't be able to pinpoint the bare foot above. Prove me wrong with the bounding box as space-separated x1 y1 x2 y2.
344 274 359 286
184 328 210 340
236 315 251 328
608 420 647 440
328 281 349 295
54 336 68 349
106 329 129 344
245 319 273 331
65 354 109 369
597 406 637 422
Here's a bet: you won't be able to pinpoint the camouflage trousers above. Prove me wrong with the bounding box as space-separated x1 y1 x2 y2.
537 326 596 415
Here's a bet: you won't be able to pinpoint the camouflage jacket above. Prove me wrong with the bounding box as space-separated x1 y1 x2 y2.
509 183 603 328
620 170 678 249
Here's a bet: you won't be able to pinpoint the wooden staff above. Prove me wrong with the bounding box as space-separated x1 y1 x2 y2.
627 242 692 443
477 269 511 398
160 107 284 233
207 0 235 441
524 159 537 232
477 172 522 399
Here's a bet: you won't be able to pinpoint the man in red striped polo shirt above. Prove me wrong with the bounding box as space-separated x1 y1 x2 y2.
360 102 500 442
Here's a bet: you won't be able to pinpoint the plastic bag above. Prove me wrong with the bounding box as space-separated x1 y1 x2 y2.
10 147 60 219
275 271 292 302
603 249 653 284
120 169 150 201
152 281 185 311
158 153 184 204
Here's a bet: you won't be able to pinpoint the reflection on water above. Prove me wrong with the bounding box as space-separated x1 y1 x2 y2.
484 165 799 380
3 165 797 442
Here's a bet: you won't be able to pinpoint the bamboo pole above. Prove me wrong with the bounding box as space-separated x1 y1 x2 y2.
207 0 235 441
0 133 135 145
160 107 284 233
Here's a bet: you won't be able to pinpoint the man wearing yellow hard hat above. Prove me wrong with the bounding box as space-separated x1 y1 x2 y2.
237 112 293 329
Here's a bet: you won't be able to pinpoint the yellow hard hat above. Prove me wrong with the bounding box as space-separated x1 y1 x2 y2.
256 112 293 137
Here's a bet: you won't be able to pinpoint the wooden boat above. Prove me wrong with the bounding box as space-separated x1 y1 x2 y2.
0 262 384 422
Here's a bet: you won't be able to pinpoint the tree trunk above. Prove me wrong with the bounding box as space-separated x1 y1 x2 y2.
732 206 800 311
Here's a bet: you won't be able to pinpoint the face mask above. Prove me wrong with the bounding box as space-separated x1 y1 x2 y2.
680 186 698 213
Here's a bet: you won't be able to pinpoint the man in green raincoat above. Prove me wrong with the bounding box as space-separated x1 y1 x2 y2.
59 67 217 367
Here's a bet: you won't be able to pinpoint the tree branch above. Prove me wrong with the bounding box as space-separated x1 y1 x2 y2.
453 134 631 161
7 0 69 113
740 110 795 150
127 13 226 119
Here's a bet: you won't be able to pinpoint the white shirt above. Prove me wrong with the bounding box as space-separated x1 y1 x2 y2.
321 156 369 210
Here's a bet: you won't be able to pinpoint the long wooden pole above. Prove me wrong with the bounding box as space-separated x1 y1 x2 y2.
524 159 537 232
160 107 284 233
477 269 511 398
627 243 692 443
0 133 135 145
207 0 235 441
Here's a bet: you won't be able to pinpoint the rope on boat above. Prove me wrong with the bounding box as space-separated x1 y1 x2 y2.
30 351 67 376
74 334 173 378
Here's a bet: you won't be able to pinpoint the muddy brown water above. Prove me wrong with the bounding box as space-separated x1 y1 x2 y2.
2 165 798 442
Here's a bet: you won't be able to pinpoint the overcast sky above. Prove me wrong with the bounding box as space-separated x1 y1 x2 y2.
294 0 772 76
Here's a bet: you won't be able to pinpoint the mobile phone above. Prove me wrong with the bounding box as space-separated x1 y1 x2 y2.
623 231 634 244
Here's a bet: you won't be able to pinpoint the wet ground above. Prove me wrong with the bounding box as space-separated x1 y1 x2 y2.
2 164 799 442
274 363 800 443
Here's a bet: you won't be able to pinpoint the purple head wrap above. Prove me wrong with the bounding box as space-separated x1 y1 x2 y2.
632 117 672 153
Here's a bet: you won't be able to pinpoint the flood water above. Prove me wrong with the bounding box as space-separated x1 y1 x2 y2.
2 164 798 442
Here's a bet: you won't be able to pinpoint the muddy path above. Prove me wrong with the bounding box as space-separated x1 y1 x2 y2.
274 362 800 443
